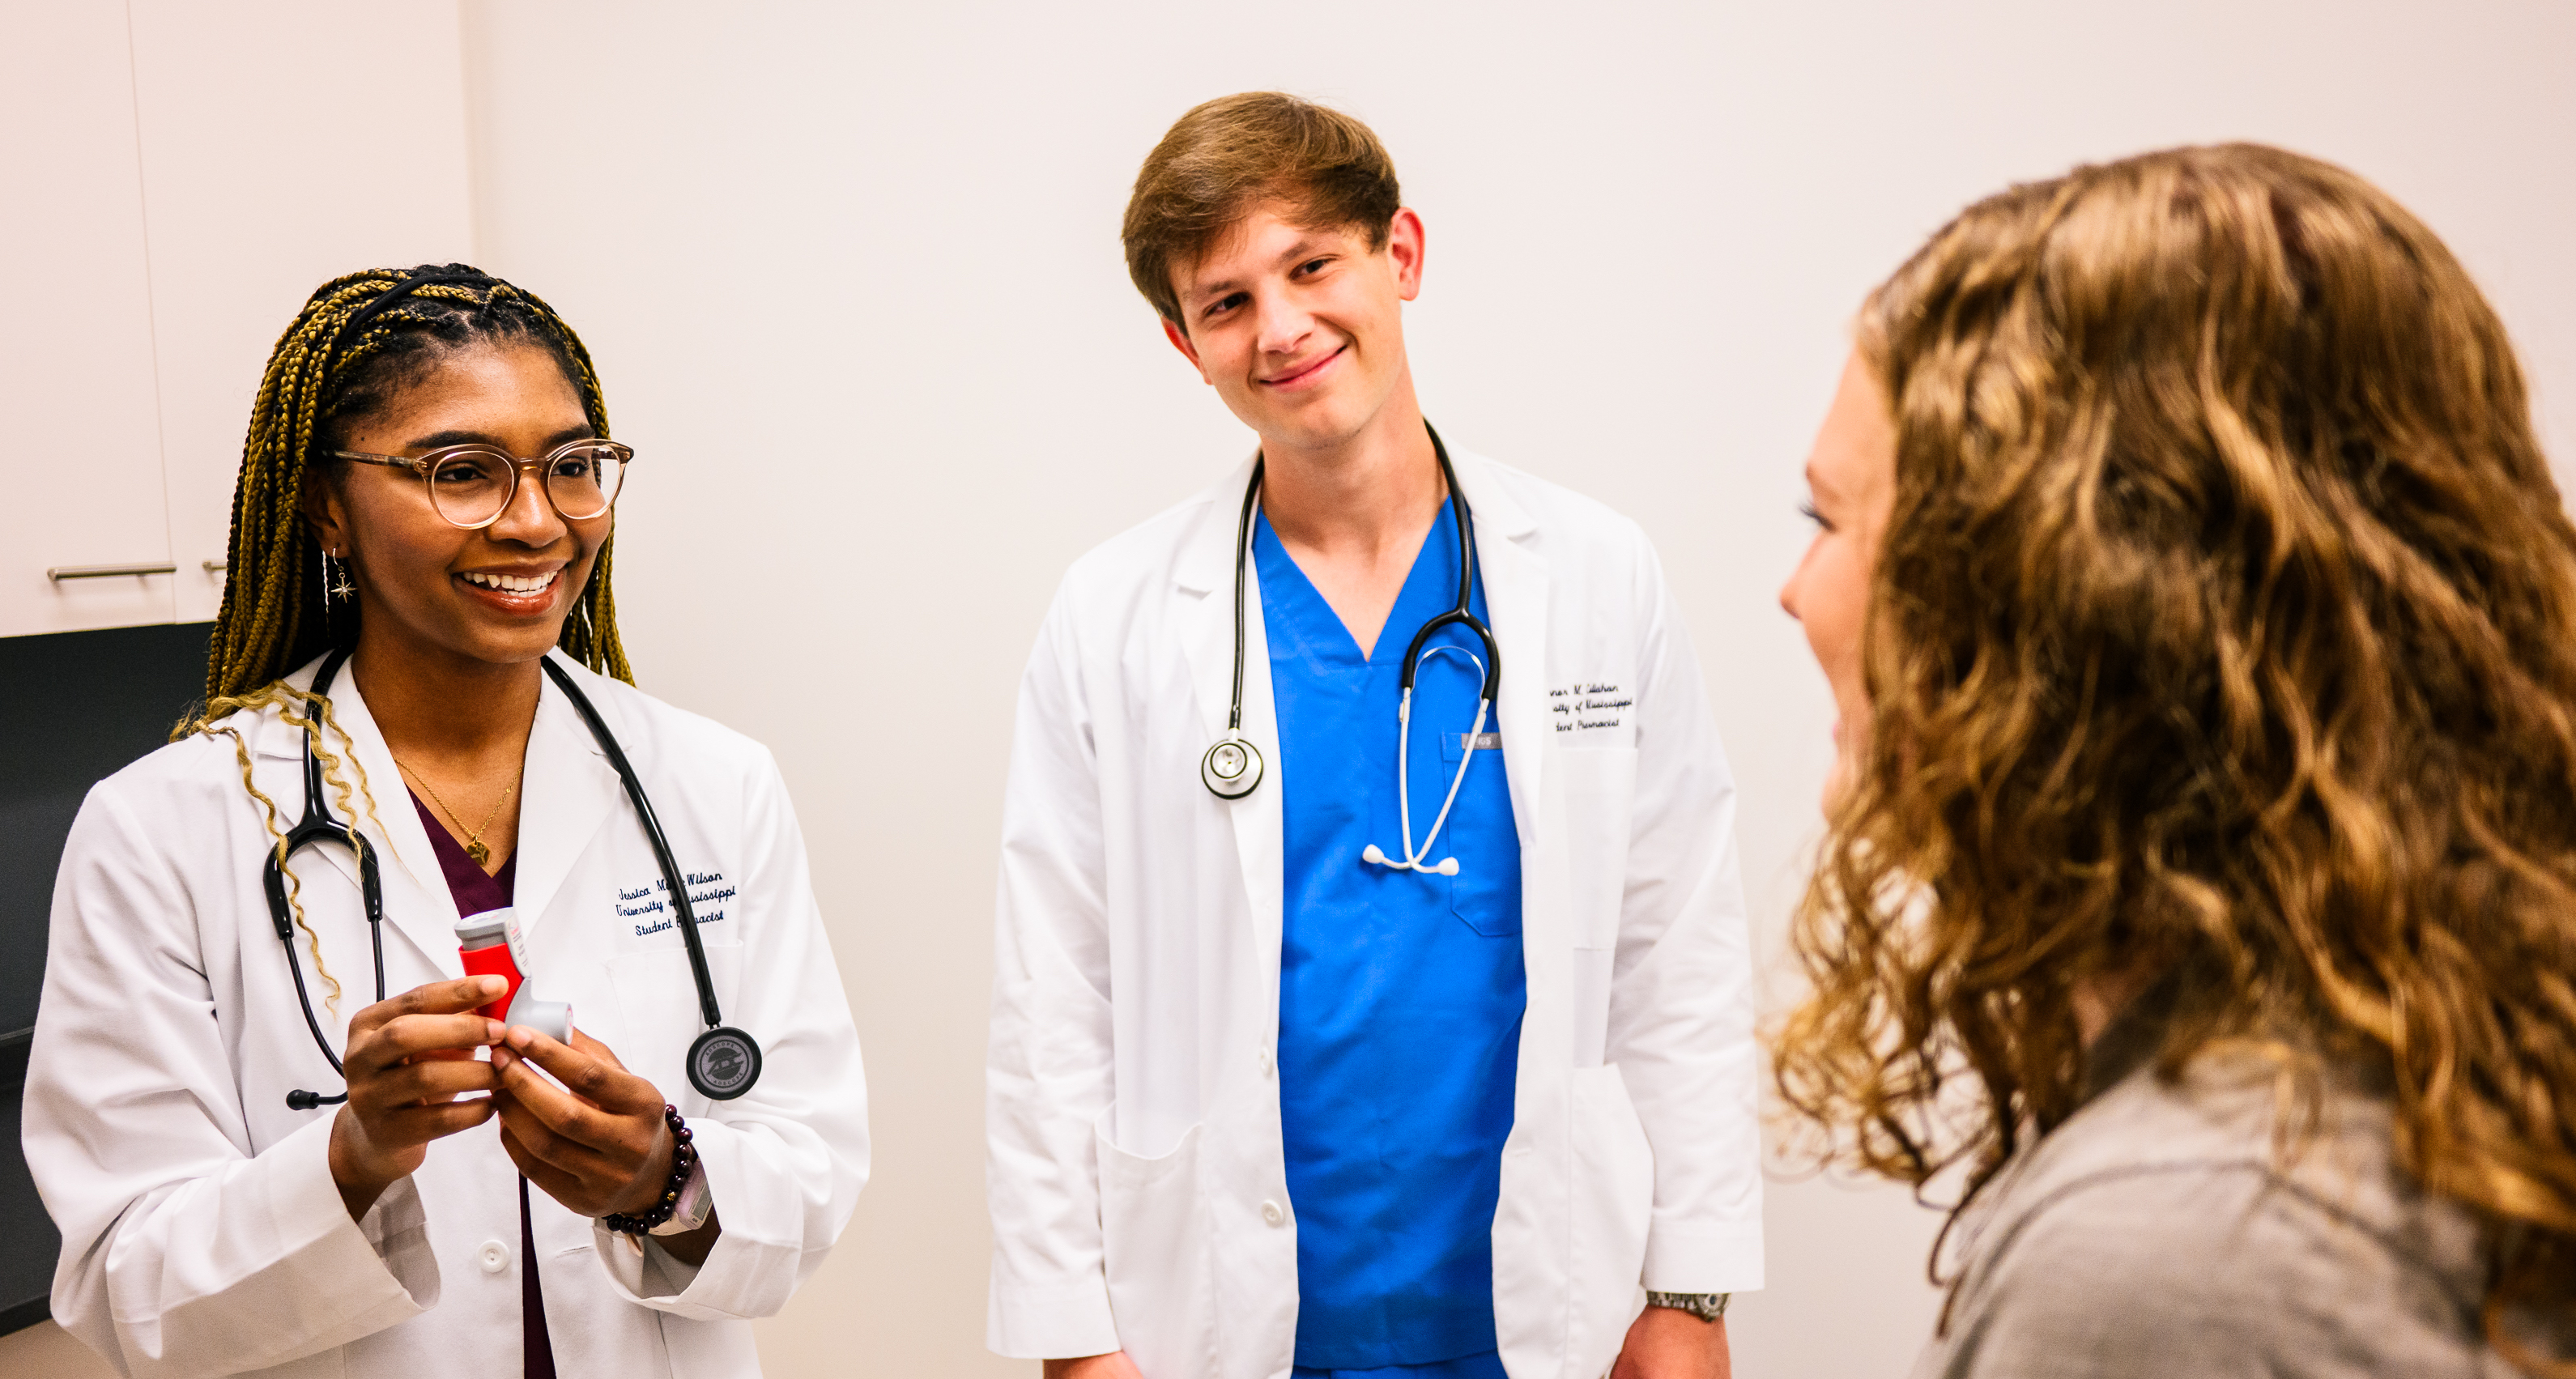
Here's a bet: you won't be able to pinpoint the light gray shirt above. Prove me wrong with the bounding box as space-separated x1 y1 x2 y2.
1909 1015 2570 1378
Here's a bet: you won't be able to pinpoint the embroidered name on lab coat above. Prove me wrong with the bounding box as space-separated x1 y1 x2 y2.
1549 682 1633 733
614 870 735 938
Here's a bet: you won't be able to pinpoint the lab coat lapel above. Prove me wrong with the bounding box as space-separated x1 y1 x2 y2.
1456 450 1570 1195
1455 451 1551 848
1174 455 1257 740
294 670 467 980
512 658 622 941
1176 454 1287 963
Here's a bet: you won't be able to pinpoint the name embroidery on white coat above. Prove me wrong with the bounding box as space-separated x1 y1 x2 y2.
1549 682 1633 734
614 870 736 938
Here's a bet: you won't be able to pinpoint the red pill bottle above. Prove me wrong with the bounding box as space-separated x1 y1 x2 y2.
455 908 571 1041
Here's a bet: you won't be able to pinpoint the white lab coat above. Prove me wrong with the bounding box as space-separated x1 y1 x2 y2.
987 450 1761 1379
23 650 868 1379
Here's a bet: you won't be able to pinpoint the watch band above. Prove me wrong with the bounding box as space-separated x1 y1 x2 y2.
1645 1291 1731 1323
648 1155 713 1236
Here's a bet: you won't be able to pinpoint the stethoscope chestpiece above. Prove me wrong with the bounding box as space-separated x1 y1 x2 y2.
1201 734 1265 799
688 1026 763 1100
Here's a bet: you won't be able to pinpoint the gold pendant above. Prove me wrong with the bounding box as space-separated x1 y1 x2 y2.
466 839 491 866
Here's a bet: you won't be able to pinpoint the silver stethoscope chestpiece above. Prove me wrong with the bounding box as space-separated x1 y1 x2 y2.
1202 734 1264 799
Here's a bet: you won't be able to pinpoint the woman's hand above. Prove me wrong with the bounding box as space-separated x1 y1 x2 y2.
327 975 509 1221
491 1025 721 1263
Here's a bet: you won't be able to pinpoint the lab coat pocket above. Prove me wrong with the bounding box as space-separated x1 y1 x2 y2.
1567 1063 1654 1379
606 945 743 1103
1094 1113 1220 1379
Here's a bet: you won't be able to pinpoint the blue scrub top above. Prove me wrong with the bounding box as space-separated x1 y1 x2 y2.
1256 500 1526 1372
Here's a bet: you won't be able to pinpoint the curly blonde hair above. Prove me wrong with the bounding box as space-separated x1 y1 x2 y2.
1772 143 2576 1365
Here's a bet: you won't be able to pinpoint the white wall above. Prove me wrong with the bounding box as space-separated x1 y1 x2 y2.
10 2 2574 1377
460 2 2576 1377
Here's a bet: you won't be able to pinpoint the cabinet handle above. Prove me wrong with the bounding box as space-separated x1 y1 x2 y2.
48 562 178 581
204 560 228 573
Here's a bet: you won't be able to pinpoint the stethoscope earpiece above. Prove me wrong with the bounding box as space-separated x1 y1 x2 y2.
1359 844 1461 876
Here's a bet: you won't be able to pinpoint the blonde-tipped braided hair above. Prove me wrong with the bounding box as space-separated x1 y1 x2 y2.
178 265 632 1006
204 263 632 704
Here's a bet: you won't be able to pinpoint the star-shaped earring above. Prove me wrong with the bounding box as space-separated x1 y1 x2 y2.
328 551 355 601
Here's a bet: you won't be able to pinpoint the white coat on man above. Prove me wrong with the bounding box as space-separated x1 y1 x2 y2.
986 449 1762 1379
23 650 868 1379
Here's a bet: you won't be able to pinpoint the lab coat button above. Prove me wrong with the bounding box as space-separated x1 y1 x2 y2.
1260 1200 1285 1227
477 1240 512 1275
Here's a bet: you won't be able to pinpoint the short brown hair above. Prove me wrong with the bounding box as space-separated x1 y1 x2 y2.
1122 92 1402 326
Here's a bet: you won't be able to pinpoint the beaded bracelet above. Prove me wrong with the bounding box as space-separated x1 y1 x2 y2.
603 1104 698 1236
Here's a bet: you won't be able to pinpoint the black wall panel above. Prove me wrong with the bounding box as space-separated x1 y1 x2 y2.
2 621 212 1335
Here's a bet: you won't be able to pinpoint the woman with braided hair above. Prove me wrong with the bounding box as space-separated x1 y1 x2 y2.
25 266 869 1379
1777 146 2576 1375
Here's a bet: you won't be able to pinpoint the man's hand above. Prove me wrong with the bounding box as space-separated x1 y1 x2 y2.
1609 1306 1731 1379
491 1025 722 1264
328 976 509 1221
1043 1351 1147 1379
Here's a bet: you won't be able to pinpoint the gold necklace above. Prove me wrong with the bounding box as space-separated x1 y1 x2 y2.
397 757 515 866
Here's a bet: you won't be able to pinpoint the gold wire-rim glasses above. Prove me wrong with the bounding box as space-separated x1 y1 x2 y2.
330 438 633 529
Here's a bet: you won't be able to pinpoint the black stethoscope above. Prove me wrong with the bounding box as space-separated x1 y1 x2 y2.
1199 423 1503 875
272 646 763 1109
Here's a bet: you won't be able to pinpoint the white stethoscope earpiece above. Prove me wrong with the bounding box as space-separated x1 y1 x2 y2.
1362 645 1489 878
1358 844 1456 875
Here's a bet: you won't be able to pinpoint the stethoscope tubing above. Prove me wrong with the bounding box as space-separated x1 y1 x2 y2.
538 657 726 1032
271 647 387 1108
1227 462 1262 736
1382 649 1492 875
1213 422 1503 875
270 647 752 1108
1224 422 1500 730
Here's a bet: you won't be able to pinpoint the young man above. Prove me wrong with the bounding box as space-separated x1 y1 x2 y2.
987 93 1760 1379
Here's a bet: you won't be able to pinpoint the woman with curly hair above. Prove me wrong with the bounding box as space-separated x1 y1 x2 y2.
1776 144 2576 1376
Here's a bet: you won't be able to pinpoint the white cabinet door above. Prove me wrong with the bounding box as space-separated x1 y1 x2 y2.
0 2 177 637
130 0 476 624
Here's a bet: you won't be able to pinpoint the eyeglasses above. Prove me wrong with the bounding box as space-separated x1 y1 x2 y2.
330 439 632 529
